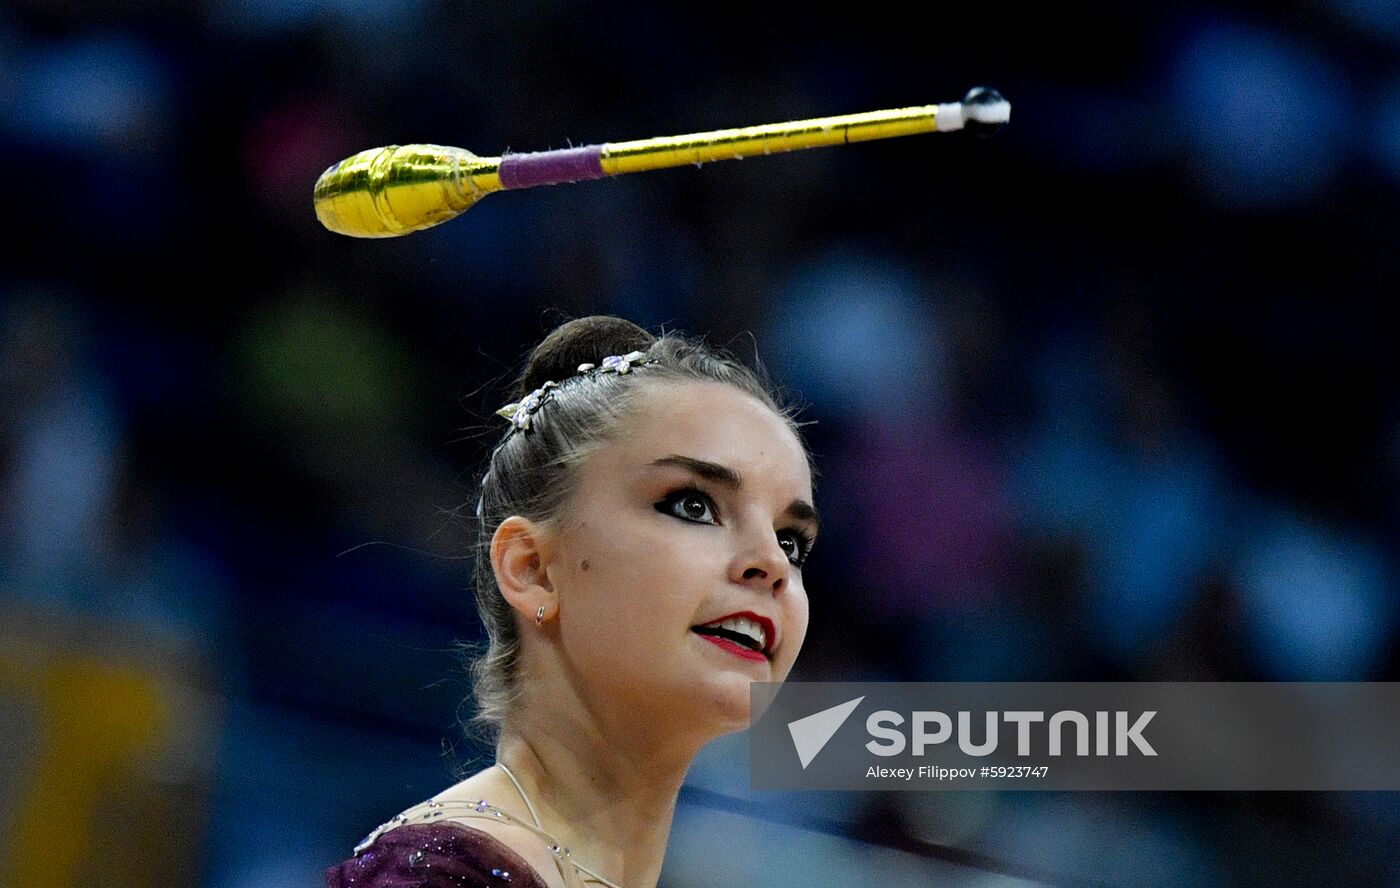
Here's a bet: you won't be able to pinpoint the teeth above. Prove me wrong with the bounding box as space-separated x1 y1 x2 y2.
701 616 766 651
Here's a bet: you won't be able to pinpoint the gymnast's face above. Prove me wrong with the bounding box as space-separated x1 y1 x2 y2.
546 380 816 732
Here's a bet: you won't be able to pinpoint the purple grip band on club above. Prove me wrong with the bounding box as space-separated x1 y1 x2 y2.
498 145 606 189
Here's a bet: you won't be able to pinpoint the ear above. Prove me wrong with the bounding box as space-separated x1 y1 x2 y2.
490 516 557 622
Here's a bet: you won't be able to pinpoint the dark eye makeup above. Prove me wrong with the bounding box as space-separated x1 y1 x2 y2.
654 486 815 567
777 527 817 568
657 488 718 524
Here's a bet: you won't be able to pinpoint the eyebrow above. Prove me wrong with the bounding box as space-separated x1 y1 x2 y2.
648 455 821 533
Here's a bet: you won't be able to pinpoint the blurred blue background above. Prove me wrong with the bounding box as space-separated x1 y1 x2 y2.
1 1 1398 885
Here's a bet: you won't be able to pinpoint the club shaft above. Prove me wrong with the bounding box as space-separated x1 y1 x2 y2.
598 104 943 175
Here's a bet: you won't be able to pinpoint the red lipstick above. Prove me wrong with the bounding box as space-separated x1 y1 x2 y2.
691 610 777 658
697 633 769 662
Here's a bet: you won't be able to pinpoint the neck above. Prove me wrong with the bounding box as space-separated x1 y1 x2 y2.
495 701 709 888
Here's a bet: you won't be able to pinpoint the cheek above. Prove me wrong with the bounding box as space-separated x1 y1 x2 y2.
562 520 714 641
779 581 811 664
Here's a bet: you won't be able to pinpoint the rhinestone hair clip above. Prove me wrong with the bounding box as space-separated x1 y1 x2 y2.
494 349 654 433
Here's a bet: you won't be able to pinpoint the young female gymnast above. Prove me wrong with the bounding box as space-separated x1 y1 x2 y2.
326 315 819 887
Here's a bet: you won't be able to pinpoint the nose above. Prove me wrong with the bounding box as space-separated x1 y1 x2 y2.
731 528 789 595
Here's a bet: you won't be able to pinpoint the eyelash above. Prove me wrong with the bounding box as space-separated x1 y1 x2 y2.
655 487 816 568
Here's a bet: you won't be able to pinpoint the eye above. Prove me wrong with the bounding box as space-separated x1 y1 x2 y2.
657 488 719 525
777 529 815 568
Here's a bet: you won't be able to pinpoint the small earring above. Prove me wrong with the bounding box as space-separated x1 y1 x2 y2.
535 605 547 626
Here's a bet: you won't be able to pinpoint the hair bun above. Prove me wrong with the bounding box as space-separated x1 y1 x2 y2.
518 315 658 396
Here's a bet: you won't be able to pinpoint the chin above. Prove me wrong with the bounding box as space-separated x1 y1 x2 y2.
692 673 758 734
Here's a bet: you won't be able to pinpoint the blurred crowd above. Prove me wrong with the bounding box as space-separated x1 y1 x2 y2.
2 1 1398 886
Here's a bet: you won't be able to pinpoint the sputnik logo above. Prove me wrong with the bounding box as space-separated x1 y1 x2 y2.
787 696 864 768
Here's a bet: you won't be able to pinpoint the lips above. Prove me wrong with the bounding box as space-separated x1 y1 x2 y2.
690 610 776 658
695 632 769 662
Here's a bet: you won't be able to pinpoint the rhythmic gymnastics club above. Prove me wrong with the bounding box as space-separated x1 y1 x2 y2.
313 86 1009 238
